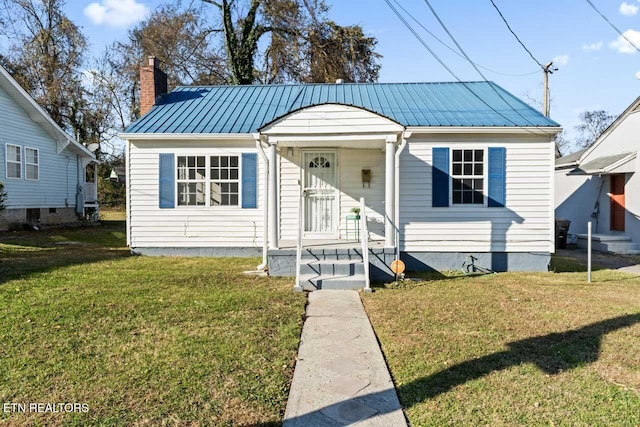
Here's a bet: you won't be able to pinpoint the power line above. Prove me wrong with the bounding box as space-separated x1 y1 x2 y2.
391 0 539 77
489 0 544 69
382 0 549 133
584 0 640 54
420 0 540 127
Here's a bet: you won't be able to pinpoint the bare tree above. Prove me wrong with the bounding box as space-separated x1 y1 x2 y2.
575 110 616 148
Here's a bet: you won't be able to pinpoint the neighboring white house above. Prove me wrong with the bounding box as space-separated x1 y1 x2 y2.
121 58 560 288
555 96 640 254
0 65 98 229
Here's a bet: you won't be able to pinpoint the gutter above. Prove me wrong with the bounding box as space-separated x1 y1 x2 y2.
394 130 410 262
254 134 269 270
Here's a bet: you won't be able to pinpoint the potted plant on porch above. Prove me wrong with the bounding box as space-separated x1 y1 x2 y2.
350 207 361 220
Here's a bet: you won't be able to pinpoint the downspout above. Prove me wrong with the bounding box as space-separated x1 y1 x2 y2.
255 135 269 270
394 130 409 263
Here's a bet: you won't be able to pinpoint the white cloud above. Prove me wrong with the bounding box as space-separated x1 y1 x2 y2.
84 0 149 28
582 41 603 51
553 54 569 66
609 29 640 53
620 2 639 15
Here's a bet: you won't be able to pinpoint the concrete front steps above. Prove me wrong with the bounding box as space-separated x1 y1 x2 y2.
576 233 640 255
297 249 367 290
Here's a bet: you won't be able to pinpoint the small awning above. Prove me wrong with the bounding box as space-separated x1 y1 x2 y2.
568 151 636 175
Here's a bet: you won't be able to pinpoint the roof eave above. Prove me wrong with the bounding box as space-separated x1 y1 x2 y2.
0 66 95 160
405 126 562 135
119 132 256 140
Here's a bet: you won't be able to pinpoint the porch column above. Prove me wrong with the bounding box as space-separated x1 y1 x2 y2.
385 137 396 247
268 142 279 248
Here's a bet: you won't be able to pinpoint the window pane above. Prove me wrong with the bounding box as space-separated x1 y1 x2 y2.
7 162 20 178
26 164 38 180
230 194 238 206
474 150 484 162
230 156 238 167
188 169 196 180
7 145 20 162
453 150 462 162
196 168 206 180
230 183 238 193
453 191 462 204
221 157 228 167
474 164 483 175
453 178 462 190
26 148 38 164
464 150 472 161
463 191 472 204
196 182 205 205
462 179 472 190
472 190 483 204
221 169 228 180
221 194 229 205
211 156 219 167
188 157 195 167
211 169 219 180
452 164 462 175
463 164 473 175
197 157 205 167
475 179 483 190
230 169 238 180
211 182 221 205
177 157 187 167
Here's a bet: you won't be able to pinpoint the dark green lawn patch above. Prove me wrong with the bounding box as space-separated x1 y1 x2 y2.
363 266 640 426
0 226 306 426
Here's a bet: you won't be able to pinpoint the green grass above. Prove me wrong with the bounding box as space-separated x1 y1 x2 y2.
0 223 306 426
363 269 640 426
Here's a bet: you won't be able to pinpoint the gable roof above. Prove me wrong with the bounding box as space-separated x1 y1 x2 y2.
578 95 640 164
569 151 636 175
123 81 559 135
0 65 95 159
555 148 586 168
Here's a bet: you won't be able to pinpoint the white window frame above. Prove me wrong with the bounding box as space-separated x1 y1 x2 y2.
450 148 486 206
209 155 240 207
5 144 22 180
25 147 39 181
174 154 243 208
176 155 207 207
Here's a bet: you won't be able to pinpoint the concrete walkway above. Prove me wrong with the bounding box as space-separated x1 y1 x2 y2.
283 290 407 426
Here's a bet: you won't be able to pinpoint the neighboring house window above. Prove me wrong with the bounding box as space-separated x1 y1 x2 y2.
177 156 206 206
25 147 39 180
210 155 239 206
5 144 21 179
452 149 484 204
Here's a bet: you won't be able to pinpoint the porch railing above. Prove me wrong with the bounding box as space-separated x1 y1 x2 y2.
359 197 371 291
294 189 305 291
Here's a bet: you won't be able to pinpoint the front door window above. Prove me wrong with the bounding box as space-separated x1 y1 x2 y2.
303 151 337 235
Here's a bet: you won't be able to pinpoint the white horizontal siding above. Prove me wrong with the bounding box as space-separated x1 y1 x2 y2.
128 140 264 248
0 85 81 208
399 136 554 253
279 147 386 241
263 104 403 135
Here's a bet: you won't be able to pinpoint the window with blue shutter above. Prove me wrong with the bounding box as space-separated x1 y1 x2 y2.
488 147 506 208
241 153 257 208
159 153 175 208
432 147 449 207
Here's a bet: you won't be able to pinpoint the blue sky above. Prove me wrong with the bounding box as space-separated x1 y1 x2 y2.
66 0 640 148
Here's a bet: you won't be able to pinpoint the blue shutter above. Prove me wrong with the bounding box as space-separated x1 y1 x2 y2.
242 153 257 208
488 147 506 208
432 147 449 207
159 153 175 209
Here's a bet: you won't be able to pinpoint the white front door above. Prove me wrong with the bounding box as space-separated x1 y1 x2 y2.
303 151 338 238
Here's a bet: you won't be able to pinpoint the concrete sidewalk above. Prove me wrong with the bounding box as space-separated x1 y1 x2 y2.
283 290 407 426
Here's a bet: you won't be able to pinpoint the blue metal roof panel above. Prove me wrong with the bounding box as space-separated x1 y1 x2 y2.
124 82 560 134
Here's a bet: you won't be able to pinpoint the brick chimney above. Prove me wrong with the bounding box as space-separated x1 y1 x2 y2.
139 56 167 116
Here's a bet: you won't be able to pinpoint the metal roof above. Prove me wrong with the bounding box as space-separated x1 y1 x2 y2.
124 81 560 134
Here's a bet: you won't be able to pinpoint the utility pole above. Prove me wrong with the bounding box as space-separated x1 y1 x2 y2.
542 62 558 117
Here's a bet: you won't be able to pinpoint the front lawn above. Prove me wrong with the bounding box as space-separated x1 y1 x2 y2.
0 223 305 426
363 269 640 425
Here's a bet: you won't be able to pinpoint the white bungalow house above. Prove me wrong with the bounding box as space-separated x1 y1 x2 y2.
555 96 640 254
0 65 98 229
121 58 560 289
